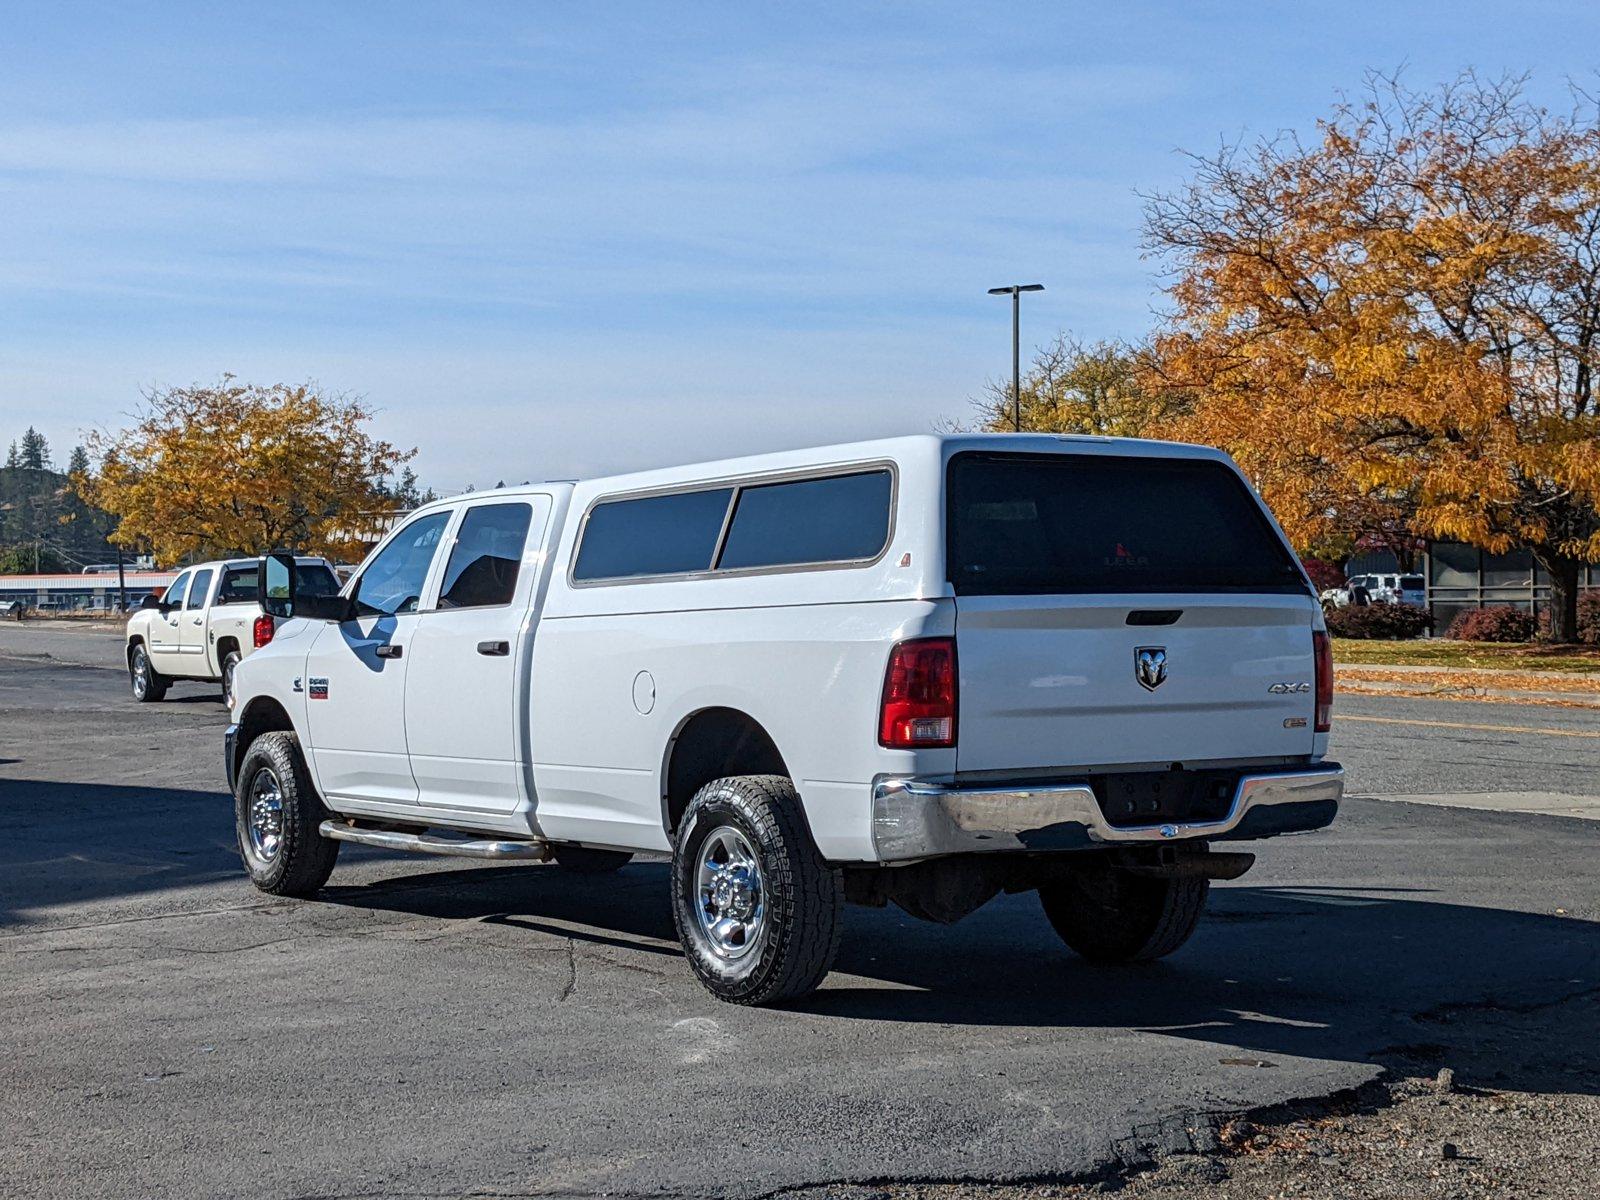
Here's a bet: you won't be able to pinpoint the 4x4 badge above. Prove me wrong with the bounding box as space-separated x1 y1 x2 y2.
1135 646 1168 691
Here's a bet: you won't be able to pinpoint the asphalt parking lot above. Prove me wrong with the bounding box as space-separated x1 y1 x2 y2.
2 625 1598 1199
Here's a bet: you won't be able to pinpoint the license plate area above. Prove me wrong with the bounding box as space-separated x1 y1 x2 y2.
1092 769 1239 828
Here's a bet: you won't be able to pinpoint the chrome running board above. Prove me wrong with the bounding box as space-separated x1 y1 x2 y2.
318 820 550 860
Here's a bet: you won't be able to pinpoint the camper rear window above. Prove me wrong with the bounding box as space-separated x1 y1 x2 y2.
945 452 1305 596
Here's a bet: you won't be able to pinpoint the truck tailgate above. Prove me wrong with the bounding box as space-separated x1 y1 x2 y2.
953 594 1319 772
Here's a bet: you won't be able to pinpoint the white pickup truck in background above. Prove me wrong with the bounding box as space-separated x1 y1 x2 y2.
225 434 1342 1005
125 556 340 706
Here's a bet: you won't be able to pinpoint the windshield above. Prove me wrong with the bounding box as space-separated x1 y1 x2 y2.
945 452 1305 596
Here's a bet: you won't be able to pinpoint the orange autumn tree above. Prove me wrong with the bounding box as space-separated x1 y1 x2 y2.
1143 73 1600 641
79 378 415 565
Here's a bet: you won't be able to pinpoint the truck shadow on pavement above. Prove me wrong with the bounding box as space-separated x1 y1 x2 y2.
0 781 244 927
318 857 1600 1099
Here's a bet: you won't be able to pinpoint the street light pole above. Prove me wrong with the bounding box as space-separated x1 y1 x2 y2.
988 284 1044 431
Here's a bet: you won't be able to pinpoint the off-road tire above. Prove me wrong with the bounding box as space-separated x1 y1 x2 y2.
550 845 633 873
220 650 242 708
1039 866 1208 962
671 775 842 1005
129 643 168 702
234 731 339 897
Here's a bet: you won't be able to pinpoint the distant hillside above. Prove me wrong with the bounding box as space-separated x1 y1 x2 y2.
0 465 118 571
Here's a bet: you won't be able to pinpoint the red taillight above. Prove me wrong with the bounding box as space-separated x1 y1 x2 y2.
1313 629 1333 732
879 637 957 749
253 614 275 649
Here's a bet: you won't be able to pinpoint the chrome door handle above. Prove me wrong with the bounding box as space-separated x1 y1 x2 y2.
477 640 510 656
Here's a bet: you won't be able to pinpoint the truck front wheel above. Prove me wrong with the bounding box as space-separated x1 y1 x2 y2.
129 644 168 702
234 731 339 897
1038 865 1208 962
671 775 842 1005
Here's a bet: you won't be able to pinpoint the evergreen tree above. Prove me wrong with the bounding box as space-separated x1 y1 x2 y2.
67 445 90 477
19 427 50 470
395 466 423 507
4 441 17 469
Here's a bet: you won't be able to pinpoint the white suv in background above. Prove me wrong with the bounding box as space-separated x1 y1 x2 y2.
1338 573 1427 608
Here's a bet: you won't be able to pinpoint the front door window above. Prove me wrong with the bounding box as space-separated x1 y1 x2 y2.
353 513 452 616
163 572 190 609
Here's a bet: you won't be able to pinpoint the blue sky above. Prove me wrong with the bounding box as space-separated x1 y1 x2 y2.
4 2 1599 490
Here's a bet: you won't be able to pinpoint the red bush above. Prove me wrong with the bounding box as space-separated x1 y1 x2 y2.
1324 601 1431 640
1446 605 1536 642
1301 558 1346 593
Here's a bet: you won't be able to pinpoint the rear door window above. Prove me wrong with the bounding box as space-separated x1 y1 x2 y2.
217 566 257 604
438 503 533 608
717 470 892 570
946 452 1304 595
573 488 734 582
296 564 341 598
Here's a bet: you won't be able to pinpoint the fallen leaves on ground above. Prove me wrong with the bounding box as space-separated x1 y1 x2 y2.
1336 667 1600 694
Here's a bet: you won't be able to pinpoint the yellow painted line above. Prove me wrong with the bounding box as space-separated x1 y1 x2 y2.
1341 714 1600 740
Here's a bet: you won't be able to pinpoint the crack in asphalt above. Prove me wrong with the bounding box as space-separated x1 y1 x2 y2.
0 899 279 940
557 938 577 1002
1414 982 1600 1023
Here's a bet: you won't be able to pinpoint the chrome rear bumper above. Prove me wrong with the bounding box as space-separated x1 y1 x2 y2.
871 765 1343 862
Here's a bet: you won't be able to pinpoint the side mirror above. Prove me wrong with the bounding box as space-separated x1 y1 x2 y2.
259 551 296 618
138 593 162 611
257 551 357 623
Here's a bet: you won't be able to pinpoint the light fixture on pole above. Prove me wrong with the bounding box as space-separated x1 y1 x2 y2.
987 284 1044 432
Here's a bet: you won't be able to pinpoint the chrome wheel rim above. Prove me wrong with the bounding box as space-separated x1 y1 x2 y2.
132 650 148 698
223 658 236 707
694 824 765 960
247 767 285 863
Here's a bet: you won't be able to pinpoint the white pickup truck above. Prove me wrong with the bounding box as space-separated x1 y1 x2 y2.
225 434 1342 1005
125 556 341 706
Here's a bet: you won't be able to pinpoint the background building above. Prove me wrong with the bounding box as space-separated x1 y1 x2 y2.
1346 542 1600 631
0 570 176 613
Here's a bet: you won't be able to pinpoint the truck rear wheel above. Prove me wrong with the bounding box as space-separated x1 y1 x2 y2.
1039 865 1208 962
129 644 168 702
671 775 842 1006
234 731 339 897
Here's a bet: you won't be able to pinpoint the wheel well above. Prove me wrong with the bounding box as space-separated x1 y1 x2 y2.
663 707 790 836
216 636 240 660
233 696 296 781
126 635 144 662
